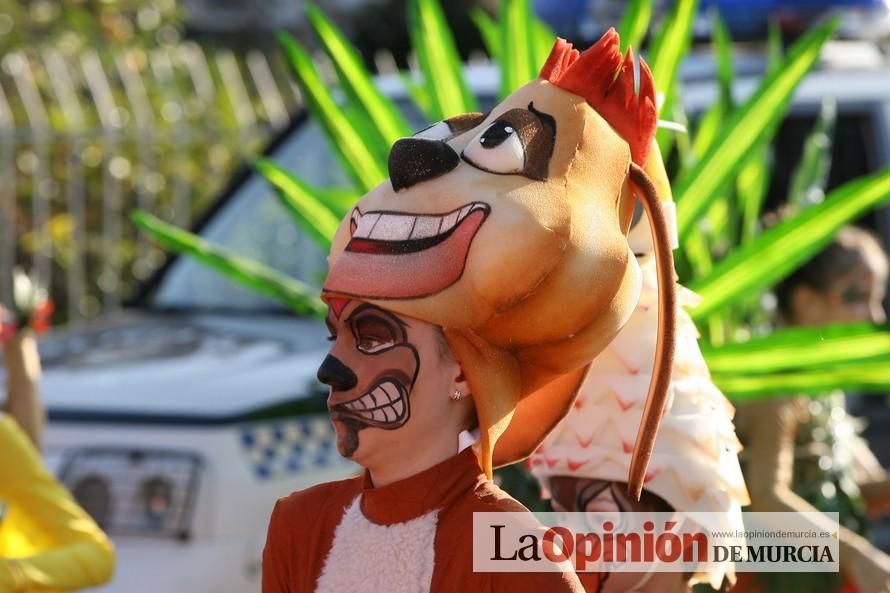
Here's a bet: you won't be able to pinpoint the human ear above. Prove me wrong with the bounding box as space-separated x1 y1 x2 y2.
451 370 473 404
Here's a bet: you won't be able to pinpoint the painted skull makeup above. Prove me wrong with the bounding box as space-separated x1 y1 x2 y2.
318 302 420 457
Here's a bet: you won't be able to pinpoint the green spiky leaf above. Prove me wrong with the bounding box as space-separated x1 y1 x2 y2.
472 8 500 60
788 97 837 210
278 32 386 192
713 362 890 401
618 0 653 53
254 158 342 249
712 11 734 105
689 166 890 320
530 16 557 71
408 0 477 120
305 3 411 148
674 19 838 242
132 210 325 317
649 0 699 152
702 324 890 374
400 70 436 120
499 0 535 99
317 186 360 219
737 143 771 245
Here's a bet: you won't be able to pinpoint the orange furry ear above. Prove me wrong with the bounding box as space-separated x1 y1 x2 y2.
626 162 677 501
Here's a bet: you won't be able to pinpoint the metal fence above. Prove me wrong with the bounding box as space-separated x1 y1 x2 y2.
0 40 302 324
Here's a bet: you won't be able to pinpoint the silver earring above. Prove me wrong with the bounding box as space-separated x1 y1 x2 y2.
451 389 463 401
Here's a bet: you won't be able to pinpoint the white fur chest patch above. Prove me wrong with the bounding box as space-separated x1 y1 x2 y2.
315 496 439 593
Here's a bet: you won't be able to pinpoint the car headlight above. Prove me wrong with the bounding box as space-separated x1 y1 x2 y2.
60 448 203 540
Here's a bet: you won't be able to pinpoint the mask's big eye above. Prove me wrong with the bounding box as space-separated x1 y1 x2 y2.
414 121 453 141
462 120 525 175
460 104 555 180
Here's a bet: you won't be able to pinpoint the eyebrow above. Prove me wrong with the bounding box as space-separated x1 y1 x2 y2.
528 102 556 140
445 112 487 133
346 303 410 334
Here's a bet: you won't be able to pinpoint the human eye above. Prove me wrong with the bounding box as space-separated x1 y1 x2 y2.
353 316 398 354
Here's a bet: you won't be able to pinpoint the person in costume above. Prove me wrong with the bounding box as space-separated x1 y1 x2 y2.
733 225 890 593
530 149 750 593
0 274 116 592
263 29 680 593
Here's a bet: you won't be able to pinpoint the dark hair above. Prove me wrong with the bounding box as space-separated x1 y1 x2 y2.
432 325 453 360
774 225 888 319
432 325 479 431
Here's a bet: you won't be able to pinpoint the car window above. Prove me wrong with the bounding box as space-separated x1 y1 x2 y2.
150 100 431 312
764 111 881 214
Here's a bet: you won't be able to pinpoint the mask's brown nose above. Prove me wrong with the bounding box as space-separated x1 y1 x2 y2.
388 138 460 191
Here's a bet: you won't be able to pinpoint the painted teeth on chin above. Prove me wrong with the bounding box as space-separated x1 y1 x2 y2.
371 387 386 406
379 383 396 404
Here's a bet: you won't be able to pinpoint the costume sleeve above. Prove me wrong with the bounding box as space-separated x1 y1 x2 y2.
262 500 290 593
0 415 115 592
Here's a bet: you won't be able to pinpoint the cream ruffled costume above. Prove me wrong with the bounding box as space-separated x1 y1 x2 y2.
530 152 750 590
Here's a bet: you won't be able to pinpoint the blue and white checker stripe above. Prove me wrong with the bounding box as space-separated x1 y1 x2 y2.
239 416 354 480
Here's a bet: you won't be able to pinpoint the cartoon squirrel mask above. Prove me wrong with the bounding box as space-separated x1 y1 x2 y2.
322 29 676 499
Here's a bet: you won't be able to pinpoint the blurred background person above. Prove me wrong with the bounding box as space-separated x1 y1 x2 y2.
0 279 115 593
734 225 890 593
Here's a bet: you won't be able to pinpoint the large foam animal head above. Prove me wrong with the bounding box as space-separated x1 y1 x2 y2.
322 29 676 495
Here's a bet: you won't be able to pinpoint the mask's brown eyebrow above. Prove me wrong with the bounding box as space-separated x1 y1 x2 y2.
445 112 487 134
528 102 556 140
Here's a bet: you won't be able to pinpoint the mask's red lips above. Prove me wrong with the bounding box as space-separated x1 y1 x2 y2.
324 202 490 300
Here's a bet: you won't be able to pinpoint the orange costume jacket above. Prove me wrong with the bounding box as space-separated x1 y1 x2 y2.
262 448 583 593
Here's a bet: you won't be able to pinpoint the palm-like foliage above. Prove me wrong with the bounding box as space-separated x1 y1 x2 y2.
133 0 890 402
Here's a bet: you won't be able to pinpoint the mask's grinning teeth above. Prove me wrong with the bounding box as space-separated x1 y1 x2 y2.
349 203 488 241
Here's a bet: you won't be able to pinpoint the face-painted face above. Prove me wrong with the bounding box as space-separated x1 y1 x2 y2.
317 300 467 464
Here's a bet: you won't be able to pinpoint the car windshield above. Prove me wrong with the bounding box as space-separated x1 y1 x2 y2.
150 99 428 312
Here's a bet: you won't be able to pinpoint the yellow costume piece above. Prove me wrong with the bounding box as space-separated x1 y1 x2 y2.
0 415 114 592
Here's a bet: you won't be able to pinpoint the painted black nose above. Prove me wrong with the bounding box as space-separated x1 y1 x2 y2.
317 355 358 391
388 138 460 191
